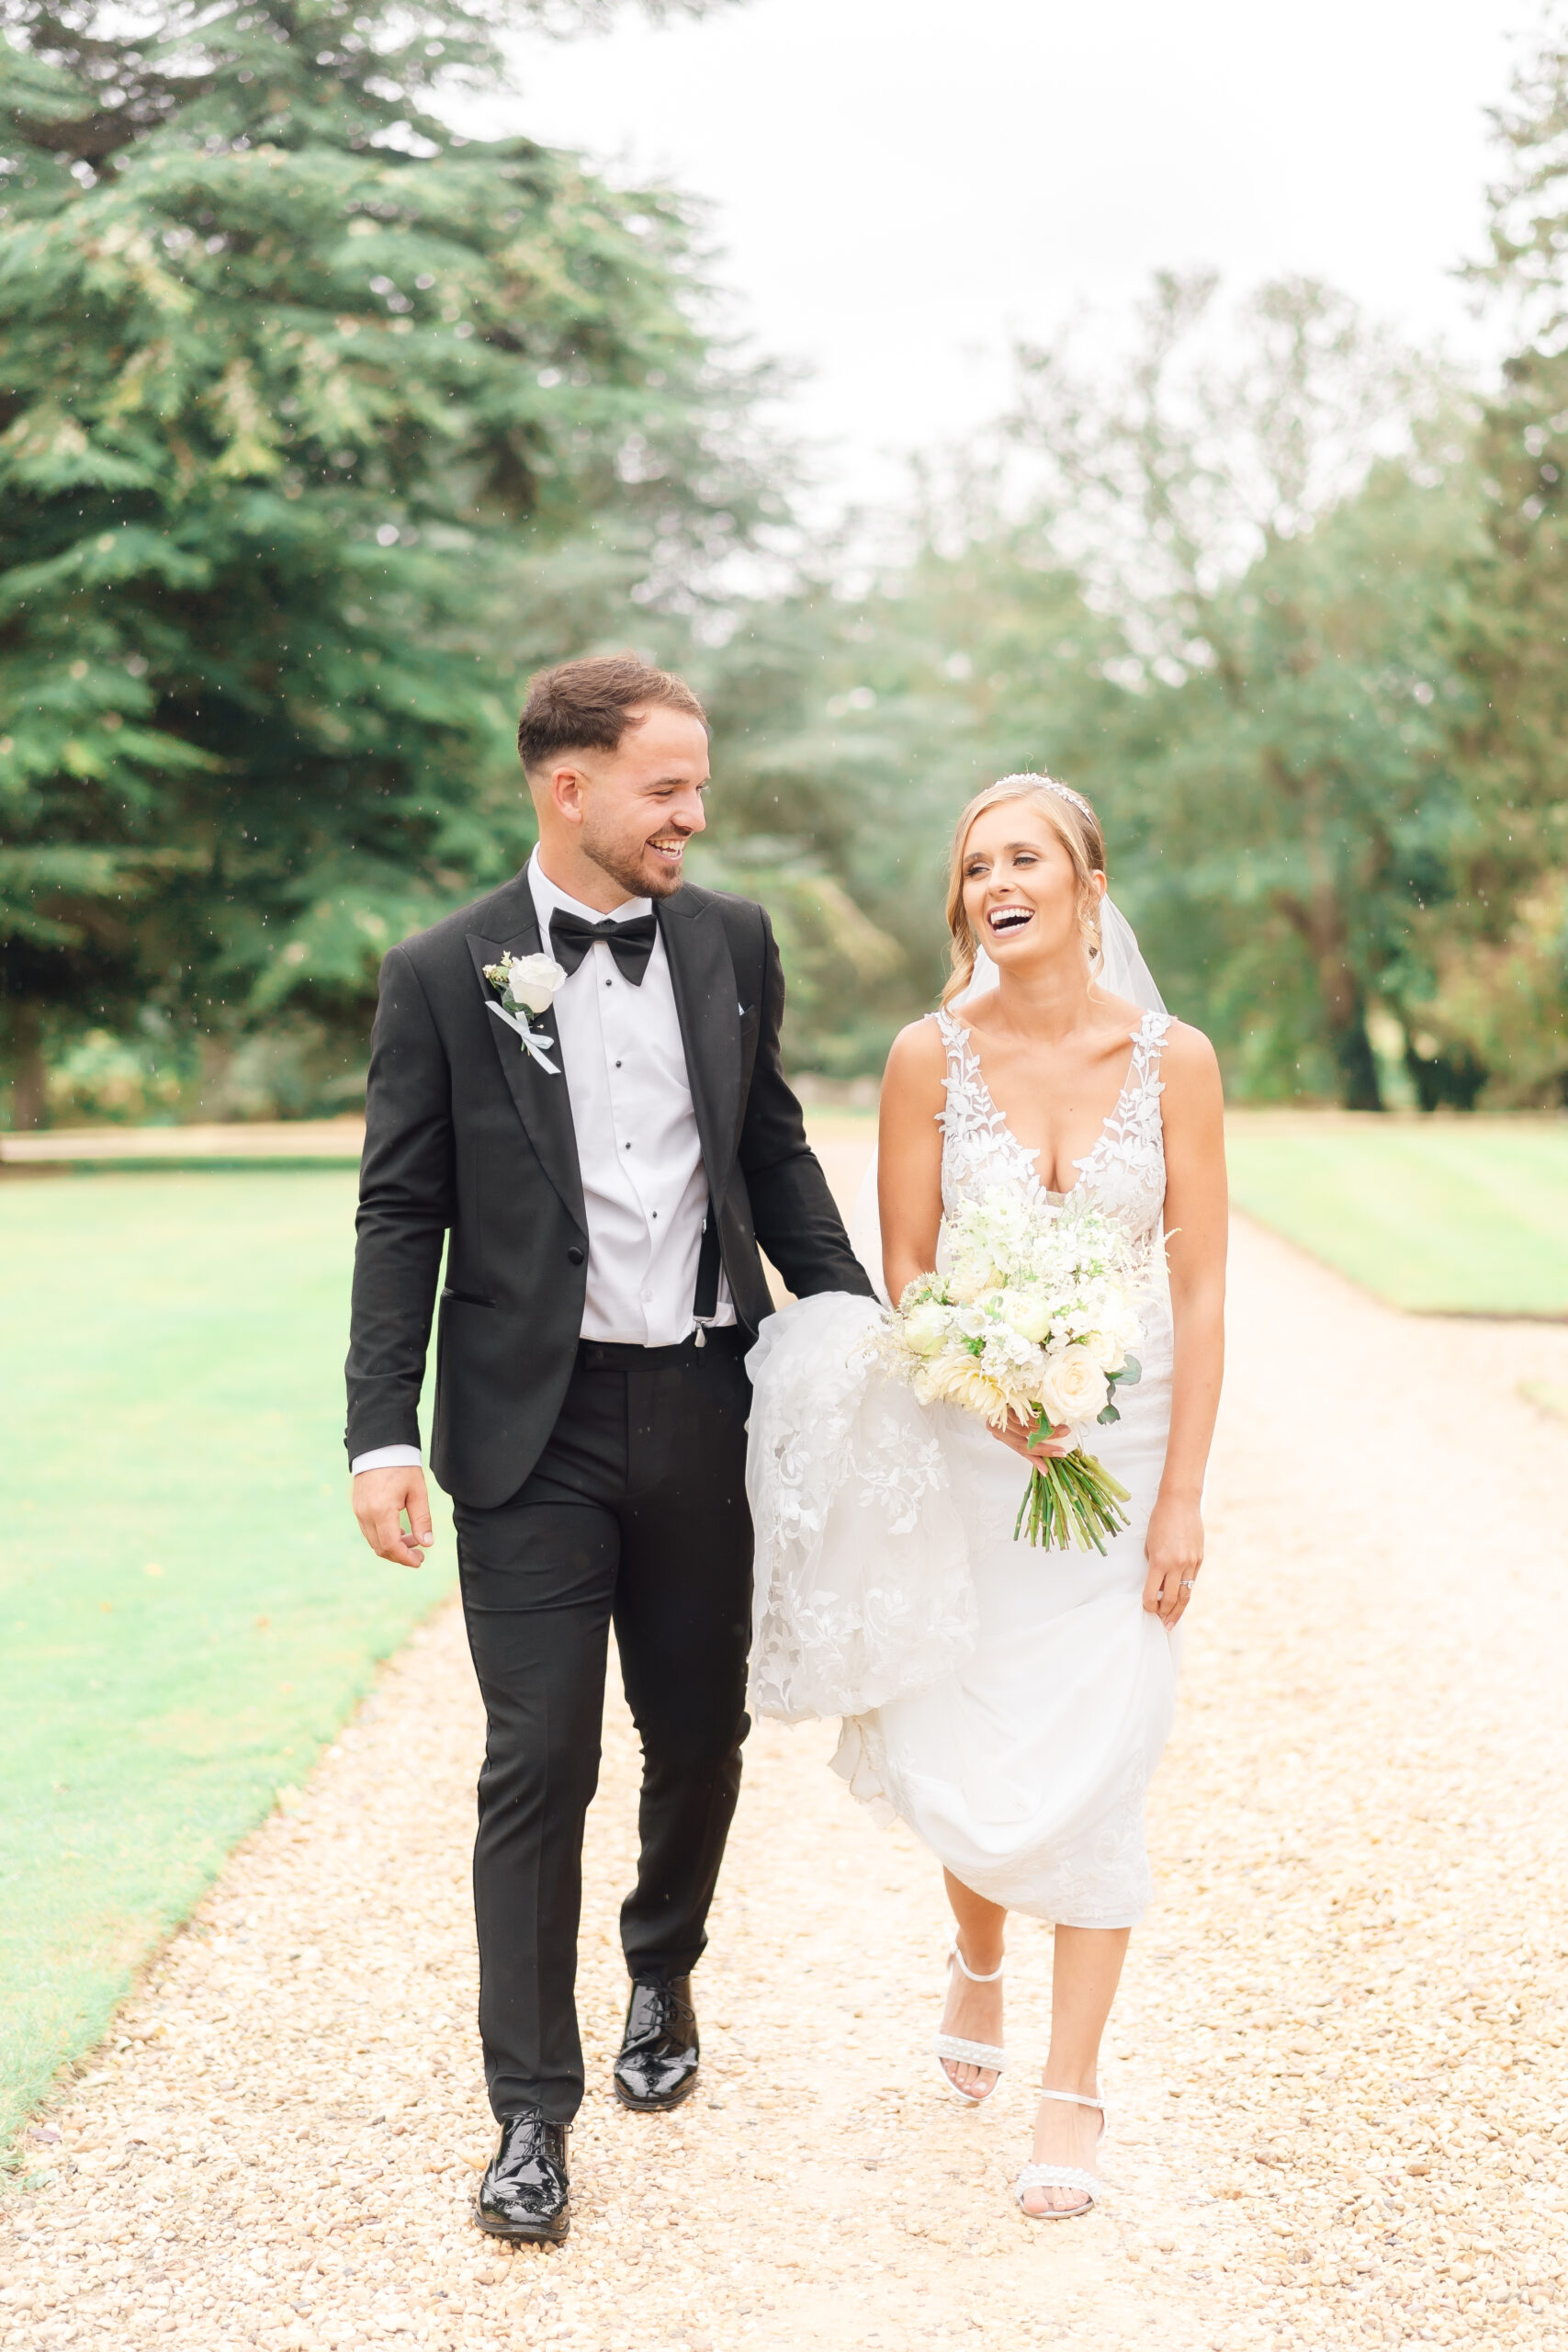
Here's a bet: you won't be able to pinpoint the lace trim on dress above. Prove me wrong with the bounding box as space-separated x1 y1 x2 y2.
933 1007 1044 1206
745 1293 978 1724
1069 1011 1170 1195
933 1007 1172 1277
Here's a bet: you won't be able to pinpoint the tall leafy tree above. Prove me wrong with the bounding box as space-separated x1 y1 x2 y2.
0 0 758 1122
1008 274 1482 1107
1450 7 1568 1104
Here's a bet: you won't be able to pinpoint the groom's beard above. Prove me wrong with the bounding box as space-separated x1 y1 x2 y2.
581 821 690 901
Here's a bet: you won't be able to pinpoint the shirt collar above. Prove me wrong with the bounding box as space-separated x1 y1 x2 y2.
527 847 653 934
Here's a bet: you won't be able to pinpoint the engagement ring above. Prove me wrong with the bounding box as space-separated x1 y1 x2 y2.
1179 1579 1194 1590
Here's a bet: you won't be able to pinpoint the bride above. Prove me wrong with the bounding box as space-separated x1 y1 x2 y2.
747 774 1226 2218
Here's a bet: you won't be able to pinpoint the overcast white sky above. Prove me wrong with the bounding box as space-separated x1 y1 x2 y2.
468 0 1536 510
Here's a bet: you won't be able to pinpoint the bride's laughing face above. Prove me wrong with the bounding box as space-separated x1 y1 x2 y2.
960 801 1105 970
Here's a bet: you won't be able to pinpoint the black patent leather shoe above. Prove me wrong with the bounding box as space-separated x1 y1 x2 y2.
614 1974 700 2111
473 2110 570 2243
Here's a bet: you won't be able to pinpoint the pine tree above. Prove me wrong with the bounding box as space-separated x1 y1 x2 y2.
0 0 757 1122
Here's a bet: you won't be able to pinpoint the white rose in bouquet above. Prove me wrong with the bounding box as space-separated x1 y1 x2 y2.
1039 1343 1110 1429
1082 1325 1127 1375
901 1302 949 1357
945 1259 999 1306
504 953 568 1015
1000 1290 1052 1344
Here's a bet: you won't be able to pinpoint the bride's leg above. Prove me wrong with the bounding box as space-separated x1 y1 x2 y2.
1022 1924 1131 2215
939 1869 1007 2098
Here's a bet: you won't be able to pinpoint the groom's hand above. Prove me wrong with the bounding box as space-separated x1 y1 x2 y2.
353 1465 435 1568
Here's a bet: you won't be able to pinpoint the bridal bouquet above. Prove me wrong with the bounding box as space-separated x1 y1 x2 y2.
877 1192 1145 1552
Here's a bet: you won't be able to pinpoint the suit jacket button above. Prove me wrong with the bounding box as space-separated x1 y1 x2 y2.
567 1247 585 1266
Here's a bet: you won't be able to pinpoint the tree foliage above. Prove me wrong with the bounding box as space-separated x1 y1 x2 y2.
6 4 1566 1121
1445 8 1568 1105
0 0 765 1119
703 283 1500 1108
1005 276 1489 1109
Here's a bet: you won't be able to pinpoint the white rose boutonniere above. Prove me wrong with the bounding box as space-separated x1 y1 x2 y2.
497 953 566 1016
481 952 568 1073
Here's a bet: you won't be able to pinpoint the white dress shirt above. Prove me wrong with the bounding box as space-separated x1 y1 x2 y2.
351 850 731 1475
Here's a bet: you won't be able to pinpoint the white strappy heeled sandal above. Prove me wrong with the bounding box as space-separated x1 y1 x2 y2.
933 1938 1007 2101
1016 2087 1106 2219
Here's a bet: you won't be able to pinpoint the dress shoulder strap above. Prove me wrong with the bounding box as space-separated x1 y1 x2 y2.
931 1005 976 1080
1128 1008 1174 1092
930 1006 996 1141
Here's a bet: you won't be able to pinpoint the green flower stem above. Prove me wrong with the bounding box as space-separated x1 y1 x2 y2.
1012 1447 1134 1553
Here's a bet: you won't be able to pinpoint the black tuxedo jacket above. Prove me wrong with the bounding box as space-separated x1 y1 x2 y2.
344 867 874 1508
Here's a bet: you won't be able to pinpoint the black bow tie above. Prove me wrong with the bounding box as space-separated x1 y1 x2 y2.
548 908 658 986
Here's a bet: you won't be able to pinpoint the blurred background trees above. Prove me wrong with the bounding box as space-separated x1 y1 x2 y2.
1005 274 1490 1114
0 0 762 1120
3 0 1567 1122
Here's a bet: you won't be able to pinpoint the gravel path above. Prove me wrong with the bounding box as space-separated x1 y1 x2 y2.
6 1203 1568 2351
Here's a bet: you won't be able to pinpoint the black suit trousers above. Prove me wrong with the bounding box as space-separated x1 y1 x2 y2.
453 1329 753 2124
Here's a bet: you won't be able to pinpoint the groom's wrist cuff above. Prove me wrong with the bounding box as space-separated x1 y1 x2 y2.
351 1444 423 1476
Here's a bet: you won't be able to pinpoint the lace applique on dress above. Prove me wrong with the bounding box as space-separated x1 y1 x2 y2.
933 1005 1172 1274
933 1006 1044 1210
746 1294 978 1725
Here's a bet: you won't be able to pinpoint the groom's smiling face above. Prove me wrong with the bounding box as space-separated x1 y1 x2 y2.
538 703 711 904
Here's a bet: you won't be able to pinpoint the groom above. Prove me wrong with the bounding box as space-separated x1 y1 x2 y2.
344 653 873 2242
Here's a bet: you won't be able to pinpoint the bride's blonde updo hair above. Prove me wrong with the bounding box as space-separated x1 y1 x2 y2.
942 774 1108 1007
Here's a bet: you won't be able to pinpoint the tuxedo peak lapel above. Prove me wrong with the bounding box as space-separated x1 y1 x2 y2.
466 915 585 1234
659 891 741 1193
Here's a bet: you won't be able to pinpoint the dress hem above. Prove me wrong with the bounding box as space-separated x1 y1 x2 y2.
829 1719 1149 1928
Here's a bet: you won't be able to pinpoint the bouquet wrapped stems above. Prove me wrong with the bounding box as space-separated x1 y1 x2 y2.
1015 1426 1133 1554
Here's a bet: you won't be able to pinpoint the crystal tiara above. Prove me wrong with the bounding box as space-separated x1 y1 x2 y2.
993 771 1096 821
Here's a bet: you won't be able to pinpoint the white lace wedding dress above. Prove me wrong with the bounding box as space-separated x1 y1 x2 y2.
747 1005 1181 1927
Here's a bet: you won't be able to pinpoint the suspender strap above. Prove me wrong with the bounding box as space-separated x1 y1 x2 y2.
692 1195 721 1342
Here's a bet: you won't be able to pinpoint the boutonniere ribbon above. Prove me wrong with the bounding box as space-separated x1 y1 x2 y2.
482 952 568 1075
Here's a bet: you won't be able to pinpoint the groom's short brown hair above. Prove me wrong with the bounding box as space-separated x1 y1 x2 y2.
517 653 707 774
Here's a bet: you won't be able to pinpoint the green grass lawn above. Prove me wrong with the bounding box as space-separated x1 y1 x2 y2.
1225 1115 1568 1315
0 1170 452 2154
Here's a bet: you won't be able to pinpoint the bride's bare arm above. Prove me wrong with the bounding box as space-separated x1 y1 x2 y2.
877 1018 946 1306
1145 1023 1227 1626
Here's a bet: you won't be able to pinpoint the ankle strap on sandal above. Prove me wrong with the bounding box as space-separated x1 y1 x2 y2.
950 1936 1004 1984
1038 2087 1103 2110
